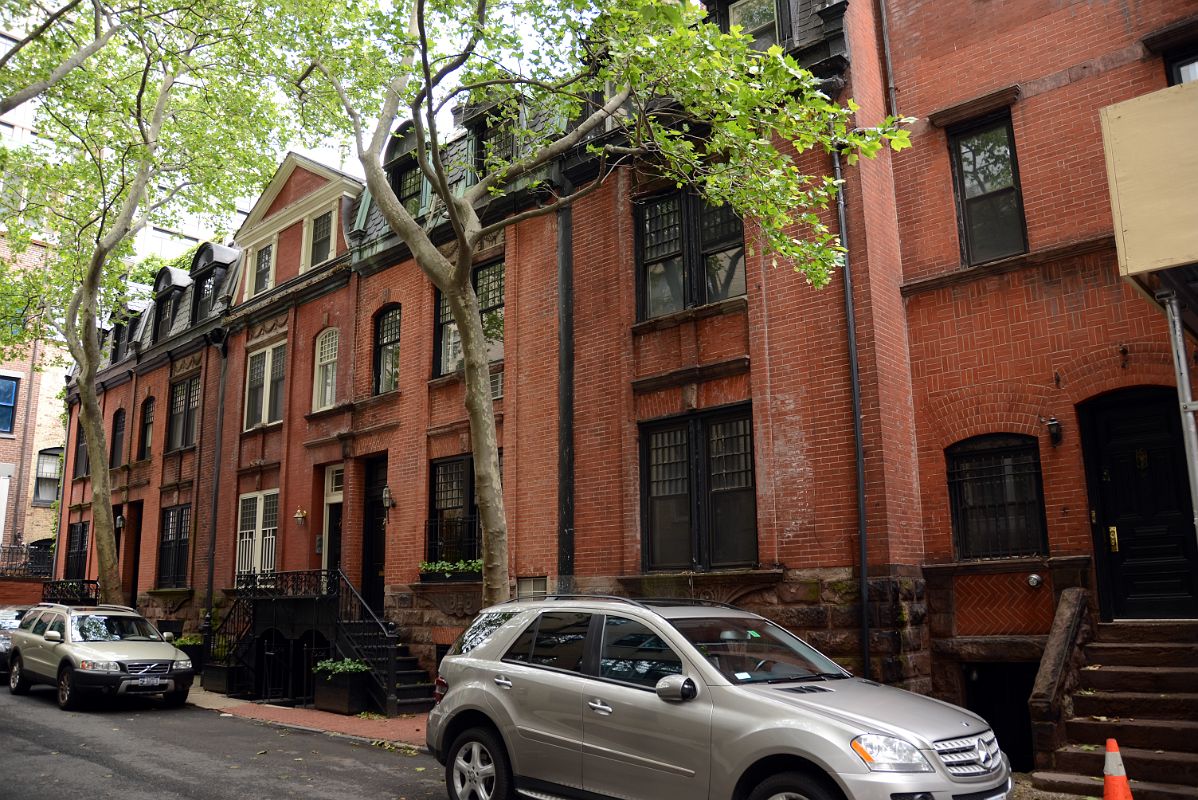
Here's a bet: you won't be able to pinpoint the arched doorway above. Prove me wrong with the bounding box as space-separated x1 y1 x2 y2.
1079 386 1198 619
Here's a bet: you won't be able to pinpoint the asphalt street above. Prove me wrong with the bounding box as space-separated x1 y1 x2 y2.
0 684 446 800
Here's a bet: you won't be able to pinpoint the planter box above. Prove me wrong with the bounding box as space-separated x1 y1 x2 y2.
314 672 369 715
202 663 247 695
419 571 483 583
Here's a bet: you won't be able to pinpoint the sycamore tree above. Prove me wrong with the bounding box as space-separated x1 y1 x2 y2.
0 1 291 603
289 0 909 605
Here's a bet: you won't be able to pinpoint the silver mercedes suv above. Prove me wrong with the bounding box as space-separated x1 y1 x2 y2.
427 596 1011 800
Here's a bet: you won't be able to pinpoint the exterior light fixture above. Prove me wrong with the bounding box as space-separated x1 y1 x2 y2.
114 515 125 529
381 486 394 509
1040 416 1063 447
294 508 308 525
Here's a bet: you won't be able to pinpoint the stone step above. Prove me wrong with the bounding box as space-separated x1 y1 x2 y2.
1085 642 1198 668
1073 691 1198 719
1032 770 1198 800
1095 622 1198 644
394 696 435 714
1054 744 1198 788
395 669 430 685
1066 717 1198 754
1079 665 1198 693
394 682 434 701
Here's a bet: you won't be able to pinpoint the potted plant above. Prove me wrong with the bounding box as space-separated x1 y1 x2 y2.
312 657 371 715
418 558 483 582
174 633 206 674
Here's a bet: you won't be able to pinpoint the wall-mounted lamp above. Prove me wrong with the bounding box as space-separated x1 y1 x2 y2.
114 515 125 530
381 486 395 509
293 508 308 525
1040 415 1063 447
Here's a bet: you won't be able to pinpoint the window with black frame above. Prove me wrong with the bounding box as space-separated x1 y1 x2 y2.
64 521 88 579
193 271 217 321
946 434 1047 560
948 113 1027 265
392 161 429 218
1168 49 1198 85
374 306 401 394
642 406 757 570
72 421 89 478
154 291 177 342
428 457 477 563
436 261 504 375
157 504 190 588
137 397 154 460
108 408 125 468
0 375 16 434
638 192 745 320
167 375 200 450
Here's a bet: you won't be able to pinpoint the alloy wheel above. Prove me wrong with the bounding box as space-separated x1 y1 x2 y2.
8 660 19 690
452 740 497 800
57 669 72 708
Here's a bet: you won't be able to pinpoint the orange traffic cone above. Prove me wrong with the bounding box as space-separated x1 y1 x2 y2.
1104 738 1134 800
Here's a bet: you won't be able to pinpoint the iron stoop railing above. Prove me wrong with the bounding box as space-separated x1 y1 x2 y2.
205 569 400 715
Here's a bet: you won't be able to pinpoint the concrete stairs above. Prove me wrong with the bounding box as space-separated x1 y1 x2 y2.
1032 621 1198 800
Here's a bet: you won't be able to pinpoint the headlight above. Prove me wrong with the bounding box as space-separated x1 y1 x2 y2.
851 734 933 773
174 659 192 671
79 660 122 672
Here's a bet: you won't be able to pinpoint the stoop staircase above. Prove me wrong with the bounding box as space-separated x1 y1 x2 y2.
1033 621 1198 800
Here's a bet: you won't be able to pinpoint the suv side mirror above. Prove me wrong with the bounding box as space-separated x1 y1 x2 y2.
44 630 63 643
655 674 698 702
163 632 175 643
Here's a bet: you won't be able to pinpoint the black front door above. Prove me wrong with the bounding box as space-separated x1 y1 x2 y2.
1080 387 1198 619
362 458 388 611
325 503 342 574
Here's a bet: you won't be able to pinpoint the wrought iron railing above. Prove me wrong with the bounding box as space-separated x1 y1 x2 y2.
425 515 481 563
334 568 398 716
235 569 337 599
205 595 256 695
0 544 52 577
42 579 100 605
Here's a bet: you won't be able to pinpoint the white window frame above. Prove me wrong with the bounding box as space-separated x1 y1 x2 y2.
236 489 278 576
246 236 278 298
243 342 286 430
321 463 344 573
300 202 340 273
312 328 339 411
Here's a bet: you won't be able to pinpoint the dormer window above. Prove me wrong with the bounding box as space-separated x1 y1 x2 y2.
110 322 127 363
392 160 430 218
154 292 177 342
310 211 332 266
729 0 778 49
253 244 273 295
192 270 217 322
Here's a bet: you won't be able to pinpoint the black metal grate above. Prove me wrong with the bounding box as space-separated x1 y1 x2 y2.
947 435 1047 560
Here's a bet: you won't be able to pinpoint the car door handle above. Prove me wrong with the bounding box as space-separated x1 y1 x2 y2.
494 676 512 689
588 699 613 715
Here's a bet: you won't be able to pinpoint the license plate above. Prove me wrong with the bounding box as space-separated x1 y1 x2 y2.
137 677 163 687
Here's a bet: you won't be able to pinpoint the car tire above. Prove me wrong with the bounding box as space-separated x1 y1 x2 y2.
445 726 513 800
8 655 29 695
747 771 841 800
57 666 81 711
163 689 189 708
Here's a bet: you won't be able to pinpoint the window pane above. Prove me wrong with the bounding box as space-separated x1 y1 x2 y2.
398 167 423 217
701 202 742 249
599 615 683 688
947 435 1046 559
376 308 402 392
649 427 691 568
529 611 590 672
254 246 272 293
646 256 685 318
1179 57 1198 84
705 247 746 303
957 126 1014 198
246 351 265 427
965 189 1024 264
440 321 464 374
729 0 778 49
0 377 17 433
642 196 682 261
503 619 538 664
268 345 286 422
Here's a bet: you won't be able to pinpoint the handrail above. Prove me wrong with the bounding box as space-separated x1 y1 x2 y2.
333 569 398 716
41 579 99 605
1028 587 1091 768
206 595 256 695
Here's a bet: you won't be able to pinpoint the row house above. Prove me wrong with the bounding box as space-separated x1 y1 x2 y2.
56 0 1198 780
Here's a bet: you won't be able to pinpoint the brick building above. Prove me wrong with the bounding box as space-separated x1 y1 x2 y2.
57 0 1198 778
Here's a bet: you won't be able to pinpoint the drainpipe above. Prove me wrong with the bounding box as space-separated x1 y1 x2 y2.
11 338 40 545
201 327 229 654
556 169 576 592
832 149 871 681
1156 290 1198 546
876 0 900 117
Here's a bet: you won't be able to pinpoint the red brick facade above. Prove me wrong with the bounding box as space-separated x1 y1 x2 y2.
57 4 1198 726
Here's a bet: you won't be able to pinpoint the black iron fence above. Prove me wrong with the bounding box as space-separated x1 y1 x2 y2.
425 515 481 563
41 579 100 605
234 569 337 598
334 568 398 716
0 543 52 577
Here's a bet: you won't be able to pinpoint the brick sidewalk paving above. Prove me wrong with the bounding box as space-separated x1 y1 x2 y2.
189 683 428 747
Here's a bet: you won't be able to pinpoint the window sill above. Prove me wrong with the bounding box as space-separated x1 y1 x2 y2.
921 554 1090 576
305 402 354 421
146 587 194 598
632 296 748 336
165 445 197 456
31 499 56 508
241 421 283 436
0 432 15 439
428 360 505 390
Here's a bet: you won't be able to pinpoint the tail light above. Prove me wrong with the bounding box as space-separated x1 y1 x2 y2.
433 675 448 705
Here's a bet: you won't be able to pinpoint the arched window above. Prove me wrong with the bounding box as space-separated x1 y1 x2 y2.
946 434 1047 560
109 408 126 468
313 328 339 411
374 306 402 394
137 397 154 461
34 447 63 505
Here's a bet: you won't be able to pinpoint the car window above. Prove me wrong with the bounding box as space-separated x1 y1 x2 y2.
450 611 519 656
669 616 848 684
17 610 41 631
503 611 591 673
47 616 66 638
31 613 51 635
599 615 684 689
72 614 163 642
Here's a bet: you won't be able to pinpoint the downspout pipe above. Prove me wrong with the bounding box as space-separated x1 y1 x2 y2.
833 148 871 680
877 0 900 117
201 327 229 652
556 168 577 592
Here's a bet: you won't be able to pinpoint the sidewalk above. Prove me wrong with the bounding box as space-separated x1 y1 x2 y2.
188 682 429 749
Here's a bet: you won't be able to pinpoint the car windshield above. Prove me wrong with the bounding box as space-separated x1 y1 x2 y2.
669 616 850 684
0 611 24 630
72 614 163 642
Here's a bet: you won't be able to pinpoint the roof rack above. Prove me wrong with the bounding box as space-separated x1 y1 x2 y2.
505 593 651 609
637 597 745 611
503 594 746 612
93 604 137 613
